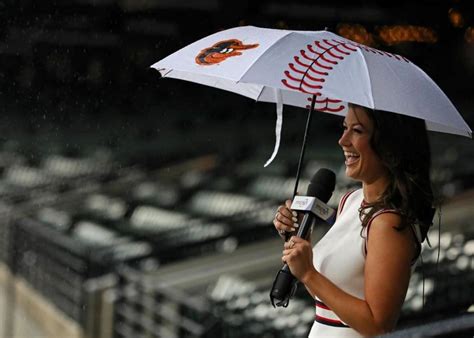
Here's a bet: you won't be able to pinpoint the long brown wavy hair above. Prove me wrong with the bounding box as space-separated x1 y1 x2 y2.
357 106 435 242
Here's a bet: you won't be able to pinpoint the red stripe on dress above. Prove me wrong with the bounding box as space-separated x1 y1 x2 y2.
315 315 349 328
315 300 330 310
314 300 350 328
364 209 400 255
315 314 343 324
338 189 357 216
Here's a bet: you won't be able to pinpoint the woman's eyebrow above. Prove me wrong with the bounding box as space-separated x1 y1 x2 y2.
343 122 365 128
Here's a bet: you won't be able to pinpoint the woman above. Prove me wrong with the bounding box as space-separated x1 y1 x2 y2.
273 104 434 337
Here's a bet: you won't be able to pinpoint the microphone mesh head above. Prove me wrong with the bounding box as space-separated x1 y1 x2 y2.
307 168 336 203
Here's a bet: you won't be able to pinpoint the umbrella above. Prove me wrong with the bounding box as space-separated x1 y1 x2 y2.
151 25 472 195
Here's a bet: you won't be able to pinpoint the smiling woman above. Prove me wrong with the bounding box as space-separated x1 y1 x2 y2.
273 104 435 337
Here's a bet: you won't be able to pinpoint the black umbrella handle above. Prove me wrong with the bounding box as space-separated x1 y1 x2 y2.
293 94 316 198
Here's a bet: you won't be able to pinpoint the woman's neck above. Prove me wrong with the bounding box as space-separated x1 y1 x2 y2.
362 175 390 203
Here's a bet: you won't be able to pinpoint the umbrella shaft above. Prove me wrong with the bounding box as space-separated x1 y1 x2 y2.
293 95 316 197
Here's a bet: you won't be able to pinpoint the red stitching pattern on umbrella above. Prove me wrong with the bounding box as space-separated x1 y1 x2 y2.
281 38 410 112
344 40 410 63
281 39 352 112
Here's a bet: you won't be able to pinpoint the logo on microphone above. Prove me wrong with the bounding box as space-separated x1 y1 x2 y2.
293 197 310 209
314 203 330 216
291 196 313 211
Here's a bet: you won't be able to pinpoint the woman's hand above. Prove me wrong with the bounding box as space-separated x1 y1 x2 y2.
273 200 299 239
282 236 316 283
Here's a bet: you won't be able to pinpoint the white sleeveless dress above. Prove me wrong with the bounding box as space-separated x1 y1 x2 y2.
308 189 421 338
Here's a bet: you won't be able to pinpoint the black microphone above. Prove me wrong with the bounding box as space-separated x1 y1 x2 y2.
270 168 336 307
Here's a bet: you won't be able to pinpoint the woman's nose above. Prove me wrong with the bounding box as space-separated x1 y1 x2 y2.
338 131 350 147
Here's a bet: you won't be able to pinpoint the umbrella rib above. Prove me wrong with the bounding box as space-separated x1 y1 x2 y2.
240 31 294 86
255 85 266 102
243 31 295 103
354 47 375 109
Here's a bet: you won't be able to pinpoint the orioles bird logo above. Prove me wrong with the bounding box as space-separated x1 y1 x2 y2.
195 39 259 65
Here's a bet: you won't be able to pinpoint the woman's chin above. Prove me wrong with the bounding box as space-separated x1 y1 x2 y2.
345 166 359 180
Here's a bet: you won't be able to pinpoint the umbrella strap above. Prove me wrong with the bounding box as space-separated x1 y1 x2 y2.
264 88 283 167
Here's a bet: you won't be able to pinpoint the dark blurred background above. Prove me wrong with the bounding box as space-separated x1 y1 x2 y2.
0 1 473 338
1 0 473 163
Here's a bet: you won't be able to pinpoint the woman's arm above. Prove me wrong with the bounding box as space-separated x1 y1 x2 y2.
283 213 416 336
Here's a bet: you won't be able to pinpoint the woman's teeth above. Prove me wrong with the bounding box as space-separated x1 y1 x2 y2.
344 152 360 165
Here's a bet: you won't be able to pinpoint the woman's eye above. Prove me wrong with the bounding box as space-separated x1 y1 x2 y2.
353 128 362 134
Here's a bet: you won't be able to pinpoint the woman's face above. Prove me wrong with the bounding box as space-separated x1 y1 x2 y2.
338 105 388 184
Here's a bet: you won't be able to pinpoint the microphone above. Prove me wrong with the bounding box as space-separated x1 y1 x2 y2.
270 168 336 307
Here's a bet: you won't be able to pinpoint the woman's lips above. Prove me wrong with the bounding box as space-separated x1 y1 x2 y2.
344 152 360 166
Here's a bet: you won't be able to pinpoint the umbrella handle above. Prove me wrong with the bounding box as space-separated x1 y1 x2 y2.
293 95 316 198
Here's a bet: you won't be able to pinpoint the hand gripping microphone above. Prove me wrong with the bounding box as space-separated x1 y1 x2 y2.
270 168 336 307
